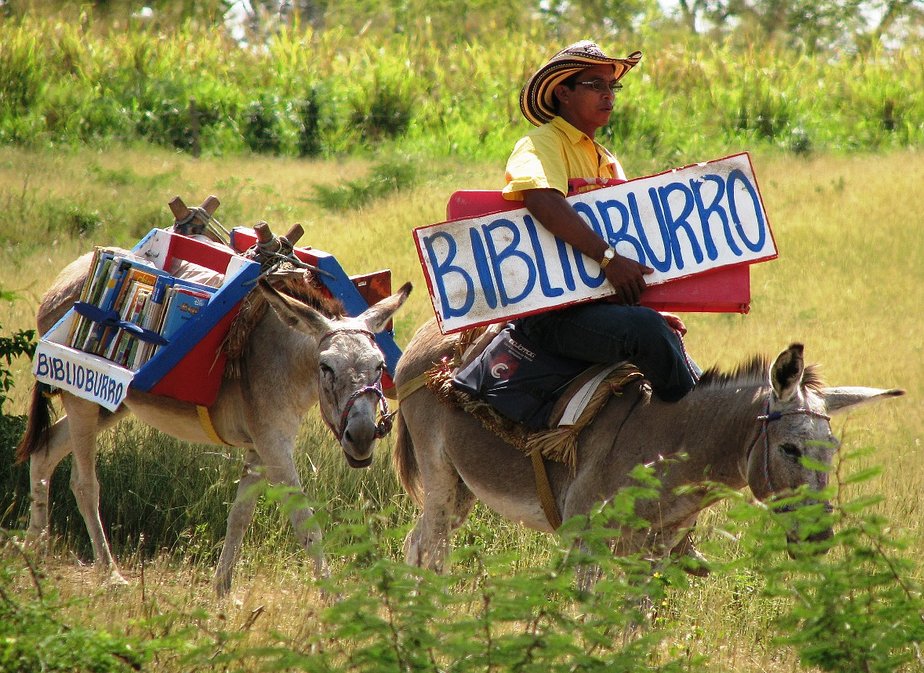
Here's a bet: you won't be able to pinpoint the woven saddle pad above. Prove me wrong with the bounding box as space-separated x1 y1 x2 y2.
424 337 643 471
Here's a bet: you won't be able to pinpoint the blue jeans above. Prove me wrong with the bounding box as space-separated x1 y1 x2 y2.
515 303 699 402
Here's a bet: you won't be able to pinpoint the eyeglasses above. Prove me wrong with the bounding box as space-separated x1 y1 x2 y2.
576 79 624 93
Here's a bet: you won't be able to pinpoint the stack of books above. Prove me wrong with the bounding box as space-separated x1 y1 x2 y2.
69 248 215 371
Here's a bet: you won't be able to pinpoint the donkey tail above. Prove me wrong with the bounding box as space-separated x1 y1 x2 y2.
393 409 423 508
15 382 54 464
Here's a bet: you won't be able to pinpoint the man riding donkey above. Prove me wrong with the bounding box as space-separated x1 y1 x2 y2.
499 40 707 572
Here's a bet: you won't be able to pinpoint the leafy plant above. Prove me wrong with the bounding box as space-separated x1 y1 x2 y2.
348 79 414 144
0 533 151 672
42 200 104 237
0 289 35 531
1 16 923 161
243 95 283 155
0 291 34 412
295 90 323 157
0 27 44 116
186 472 699 673
726 449 924 673
313 157 417 211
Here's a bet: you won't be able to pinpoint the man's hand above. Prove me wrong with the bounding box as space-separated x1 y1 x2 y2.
660 312 687 335
603 254 653 305
520 189 653 304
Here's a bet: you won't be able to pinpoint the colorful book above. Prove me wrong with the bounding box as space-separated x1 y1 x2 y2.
134 273 175 366
65 248 217 368
109 285 151 365
70 250 116 350
159 287 212 342
102 280 143 360
67 247 102 347
112 267 158 316
82 258 132 355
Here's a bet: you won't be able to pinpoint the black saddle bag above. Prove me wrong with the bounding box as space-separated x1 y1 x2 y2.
452 324 588 430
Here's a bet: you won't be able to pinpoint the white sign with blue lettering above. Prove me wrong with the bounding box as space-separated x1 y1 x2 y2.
415 153 776 333
33 311 134 412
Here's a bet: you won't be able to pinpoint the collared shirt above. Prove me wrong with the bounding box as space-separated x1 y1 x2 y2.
502 116 627 201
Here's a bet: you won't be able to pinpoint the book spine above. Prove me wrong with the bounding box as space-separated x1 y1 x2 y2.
66 247 102 347
83 258 131 355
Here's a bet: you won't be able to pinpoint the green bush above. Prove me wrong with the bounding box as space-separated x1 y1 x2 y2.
4 405 921 673
313 157 418 211
243 95 283 154
171 458 924 672
4 16 920 162
42 200 104 238
295 90 323 157
349 80 414 144
724 457 924 673
0 548 147 672
0 27 45 117
0 289 35 533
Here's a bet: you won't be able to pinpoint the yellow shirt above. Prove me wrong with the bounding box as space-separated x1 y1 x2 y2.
502 116 627 201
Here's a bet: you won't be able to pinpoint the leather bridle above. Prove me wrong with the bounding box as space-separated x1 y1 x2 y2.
317 328 395 443
745 398 832 497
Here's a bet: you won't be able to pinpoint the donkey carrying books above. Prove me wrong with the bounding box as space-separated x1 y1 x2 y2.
393 318 904 576
17 241 411 596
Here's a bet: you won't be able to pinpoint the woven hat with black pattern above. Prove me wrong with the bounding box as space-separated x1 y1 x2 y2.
519 40 642 127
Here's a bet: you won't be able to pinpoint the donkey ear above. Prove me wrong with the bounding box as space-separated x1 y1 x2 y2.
259 279 332 336
770 343 804 402
823 386 906 415
358 282 412 334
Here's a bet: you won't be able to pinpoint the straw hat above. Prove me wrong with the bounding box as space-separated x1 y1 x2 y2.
519 40 642 126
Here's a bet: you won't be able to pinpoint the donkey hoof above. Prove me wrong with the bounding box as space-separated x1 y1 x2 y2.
679 547 711 577
104 571 130 589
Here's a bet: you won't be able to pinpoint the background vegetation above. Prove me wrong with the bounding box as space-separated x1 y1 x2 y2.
0 2 922 672
1 0 923 171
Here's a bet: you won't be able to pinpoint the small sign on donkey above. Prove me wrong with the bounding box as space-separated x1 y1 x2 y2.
414 152 777 334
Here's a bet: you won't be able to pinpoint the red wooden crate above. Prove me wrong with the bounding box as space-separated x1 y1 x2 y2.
229 228 402 391
131 231 261 405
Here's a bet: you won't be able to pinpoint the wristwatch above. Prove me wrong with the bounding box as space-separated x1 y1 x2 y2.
599 246 616 269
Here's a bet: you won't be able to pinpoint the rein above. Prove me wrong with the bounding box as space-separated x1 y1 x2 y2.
746 399 831 496
317 328 395 443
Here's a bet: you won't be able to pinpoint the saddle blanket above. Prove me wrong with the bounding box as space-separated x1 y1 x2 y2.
432 324 643 468
452 323 588 430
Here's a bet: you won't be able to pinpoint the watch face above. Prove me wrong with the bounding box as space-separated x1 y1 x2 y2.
604 248 615 259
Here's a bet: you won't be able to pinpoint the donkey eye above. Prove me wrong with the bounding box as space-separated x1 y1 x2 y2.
319 363 334 379
780 443 802 460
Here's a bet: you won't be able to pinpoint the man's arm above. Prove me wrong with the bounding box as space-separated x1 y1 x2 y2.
522 188 653 304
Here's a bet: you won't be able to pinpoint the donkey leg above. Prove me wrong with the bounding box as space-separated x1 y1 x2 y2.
26 395 124 544
669 523 710 577
260 448 327 580
26 418 75 547
63 394 128 586
404 471 474 573
215 445 324 596
215 448 264 597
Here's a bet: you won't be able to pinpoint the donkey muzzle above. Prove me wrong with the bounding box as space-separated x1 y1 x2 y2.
783 500 834 558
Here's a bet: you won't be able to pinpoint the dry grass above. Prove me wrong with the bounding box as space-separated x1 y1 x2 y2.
1 145 921 672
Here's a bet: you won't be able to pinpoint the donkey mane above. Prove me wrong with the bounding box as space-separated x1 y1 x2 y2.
698 355 825 393
222 271 345 376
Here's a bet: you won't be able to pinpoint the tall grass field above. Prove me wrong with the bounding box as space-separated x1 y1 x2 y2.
1 10 923 673
0 144 921 672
